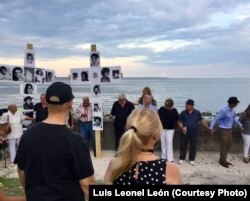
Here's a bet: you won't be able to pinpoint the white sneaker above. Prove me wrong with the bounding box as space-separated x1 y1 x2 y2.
190 161 195 166
178 160 183 165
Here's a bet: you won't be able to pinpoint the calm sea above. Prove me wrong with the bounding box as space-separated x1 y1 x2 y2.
0 78 249 115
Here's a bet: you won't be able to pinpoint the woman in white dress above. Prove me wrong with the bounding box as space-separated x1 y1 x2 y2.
1 104 32 166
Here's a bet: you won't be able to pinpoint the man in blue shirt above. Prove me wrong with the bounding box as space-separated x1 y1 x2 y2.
210 97 244 168
178 99 210 166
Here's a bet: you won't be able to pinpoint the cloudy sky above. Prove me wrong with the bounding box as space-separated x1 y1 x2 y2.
0 0 250 77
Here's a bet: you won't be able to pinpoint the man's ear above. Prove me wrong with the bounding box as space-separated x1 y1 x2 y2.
67 100 73 109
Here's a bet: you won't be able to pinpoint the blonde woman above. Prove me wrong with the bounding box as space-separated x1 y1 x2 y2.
104 108 182 185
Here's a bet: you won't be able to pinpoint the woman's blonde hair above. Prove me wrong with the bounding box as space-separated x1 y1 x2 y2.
109 108 162 182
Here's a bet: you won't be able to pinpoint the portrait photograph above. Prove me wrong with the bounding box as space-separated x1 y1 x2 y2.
24 67 35 83
24 50 35 67
111 66 122 83
89 67 101 84
91 84 101 98
0 65 12 81
46 70 55 83
20 83 37 95
90 52 100 67
34 68 46 84
23 96 34 110
91 99 102 114
12 66 24 82
92 115 103 131
101 67 111 83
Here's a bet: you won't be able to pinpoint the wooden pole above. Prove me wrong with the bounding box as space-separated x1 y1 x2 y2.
91 44 102 158
27 43 33 49
95 130 101 158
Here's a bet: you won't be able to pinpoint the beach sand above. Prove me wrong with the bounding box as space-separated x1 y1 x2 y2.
1 151 250 184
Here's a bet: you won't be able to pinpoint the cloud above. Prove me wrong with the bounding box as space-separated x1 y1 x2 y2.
0 0 249 77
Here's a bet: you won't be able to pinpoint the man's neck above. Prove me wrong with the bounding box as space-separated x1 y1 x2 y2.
43 113 68 125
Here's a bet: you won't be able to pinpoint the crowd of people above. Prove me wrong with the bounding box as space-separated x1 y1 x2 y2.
0 82 249 200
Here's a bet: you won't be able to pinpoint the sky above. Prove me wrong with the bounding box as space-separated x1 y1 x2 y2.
0 0 250 78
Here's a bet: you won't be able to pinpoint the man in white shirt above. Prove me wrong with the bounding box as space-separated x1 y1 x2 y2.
75 97 96 157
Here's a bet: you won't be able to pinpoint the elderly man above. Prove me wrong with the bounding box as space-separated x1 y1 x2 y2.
76 97 95 156
110 94 135 150
178 99 210 166
210 97 244 168
138 95 158 113
34 94 48 123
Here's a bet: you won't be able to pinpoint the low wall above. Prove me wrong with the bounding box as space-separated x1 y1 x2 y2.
74 118 244 153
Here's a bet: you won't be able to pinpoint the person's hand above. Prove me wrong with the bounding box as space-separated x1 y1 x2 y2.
209 129 214 135
240 126 244 132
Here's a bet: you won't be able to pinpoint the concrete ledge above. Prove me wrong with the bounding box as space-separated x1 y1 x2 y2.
74 118 244 153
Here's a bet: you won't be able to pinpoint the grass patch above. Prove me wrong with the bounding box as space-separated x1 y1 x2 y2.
0 177 24 196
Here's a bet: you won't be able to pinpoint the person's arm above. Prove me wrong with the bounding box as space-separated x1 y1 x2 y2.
233 113 243 130
17 168 25 188
0 190 26 201
177 112 184 129
209 109 225 129
79 175 95 200
104 160 114 185
200 119 210 130
165 162 182 185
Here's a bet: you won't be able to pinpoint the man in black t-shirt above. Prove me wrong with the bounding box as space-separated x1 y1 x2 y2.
34 94 48 122
15 82 95 201
110 94 135 150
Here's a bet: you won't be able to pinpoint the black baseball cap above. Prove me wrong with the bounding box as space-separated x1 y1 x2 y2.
46 82 74 105
227 97 240 104
186 99 194 106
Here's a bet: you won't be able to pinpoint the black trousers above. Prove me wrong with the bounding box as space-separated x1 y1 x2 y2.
179 133 198 161
115 127 125 151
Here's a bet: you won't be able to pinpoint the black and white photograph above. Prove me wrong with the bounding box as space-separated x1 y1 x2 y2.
92 99 102 113
22 112 33 130
111 66 122 83
35 68 46 83
20 83 37 95
23 96 34 110
101 67 111 83
72 72 78 80
91 84 101 98
70 68 90 84
81 70 89 82
90 52 100 67
24 67 35 82
24 51 35 67
46 70 55 82
90 67 101 83
12 66 24 81
0 65 12 81
92 116 103 130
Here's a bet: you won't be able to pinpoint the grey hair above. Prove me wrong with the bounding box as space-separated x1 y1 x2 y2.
83 97 89 102
118 94 126 99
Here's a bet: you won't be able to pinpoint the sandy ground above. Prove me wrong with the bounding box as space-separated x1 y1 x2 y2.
1 151 250 184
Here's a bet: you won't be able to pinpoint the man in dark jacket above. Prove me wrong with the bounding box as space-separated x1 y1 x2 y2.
110 94 135 150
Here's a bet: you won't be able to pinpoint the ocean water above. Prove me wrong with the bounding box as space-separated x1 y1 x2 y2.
0 78 249 115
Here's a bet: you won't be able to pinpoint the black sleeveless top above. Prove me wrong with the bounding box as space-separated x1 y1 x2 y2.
113 159 167 185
